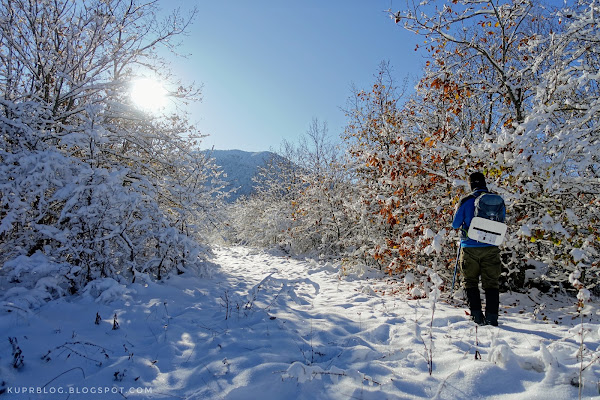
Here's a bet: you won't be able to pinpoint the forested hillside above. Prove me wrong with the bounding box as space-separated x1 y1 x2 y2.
204 150 282 202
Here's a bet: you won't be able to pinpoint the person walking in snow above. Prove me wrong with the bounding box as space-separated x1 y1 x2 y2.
452 172 505 326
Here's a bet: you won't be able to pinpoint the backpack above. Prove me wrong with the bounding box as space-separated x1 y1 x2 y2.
474 192 506 222
467 191 507 245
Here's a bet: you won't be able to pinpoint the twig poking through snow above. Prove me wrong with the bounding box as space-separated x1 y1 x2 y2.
42 367 85 389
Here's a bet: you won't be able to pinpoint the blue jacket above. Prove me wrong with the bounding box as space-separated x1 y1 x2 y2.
452 188 505 248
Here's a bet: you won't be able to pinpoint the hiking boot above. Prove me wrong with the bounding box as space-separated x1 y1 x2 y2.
485 288 500 326
485 313 498 326
466 287 485 325
471 310 486 325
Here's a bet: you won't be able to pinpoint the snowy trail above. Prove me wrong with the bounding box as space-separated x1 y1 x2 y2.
1 246 598 400
196 247 599 400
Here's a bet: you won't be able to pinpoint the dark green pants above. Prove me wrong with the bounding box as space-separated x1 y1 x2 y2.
460 246 501 290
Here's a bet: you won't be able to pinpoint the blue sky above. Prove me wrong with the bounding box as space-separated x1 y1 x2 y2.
162 1 423 152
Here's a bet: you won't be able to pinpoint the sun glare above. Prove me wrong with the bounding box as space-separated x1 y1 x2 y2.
130 78 168 111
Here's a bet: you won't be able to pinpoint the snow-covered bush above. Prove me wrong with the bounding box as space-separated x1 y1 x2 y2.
480 0 600 294
226 150 301 251
341 62 463 289
2 252 70 310
0 0 221 304
363 0 600 294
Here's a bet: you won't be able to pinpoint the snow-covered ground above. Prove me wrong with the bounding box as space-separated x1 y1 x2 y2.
1 246 599 399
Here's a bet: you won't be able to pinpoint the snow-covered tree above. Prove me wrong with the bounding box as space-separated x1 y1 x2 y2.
384 0 599 293
501 0 600 294
391 0 556 126
286 119 357 257
341 62 459 289
0 0 222 298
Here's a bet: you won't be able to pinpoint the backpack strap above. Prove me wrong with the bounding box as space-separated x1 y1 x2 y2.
458 194 475 208
457 189 489 208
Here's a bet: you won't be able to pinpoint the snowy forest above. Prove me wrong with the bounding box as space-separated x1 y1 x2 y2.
227 0 600 303
1 0 598 311
1 0 599 398
0 0 229 298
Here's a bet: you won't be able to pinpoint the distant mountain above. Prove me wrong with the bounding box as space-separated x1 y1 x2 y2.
204 149 279 202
